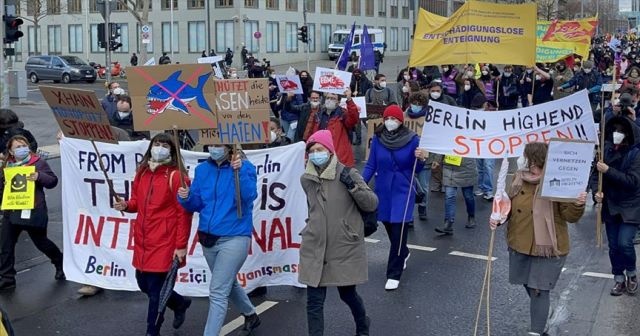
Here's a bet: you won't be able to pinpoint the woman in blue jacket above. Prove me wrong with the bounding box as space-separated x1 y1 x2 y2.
362 105 428 291
177 144 260 336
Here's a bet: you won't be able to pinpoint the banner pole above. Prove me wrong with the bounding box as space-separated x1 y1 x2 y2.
398 158 418 256
233 144 243 219
171 126 187 188
90 139 124 216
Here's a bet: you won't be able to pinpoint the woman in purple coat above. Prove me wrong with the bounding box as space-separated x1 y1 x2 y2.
362 105 428 291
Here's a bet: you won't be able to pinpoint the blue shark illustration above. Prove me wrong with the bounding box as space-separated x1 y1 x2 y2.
146 70 213 115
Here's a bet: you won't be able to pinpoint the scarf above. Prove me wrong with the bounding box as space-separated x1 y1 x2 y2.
377 126 415 150
148 158 171 172
8 155 31 167
510 171 558 257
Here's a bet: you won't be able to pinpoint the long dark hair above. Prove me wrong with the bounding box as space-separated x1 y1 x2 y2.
137 133 182 173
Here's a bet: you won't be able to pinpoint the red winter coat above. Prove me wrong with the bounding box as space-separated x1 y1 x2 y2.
310 99 359 167
125 165 193 273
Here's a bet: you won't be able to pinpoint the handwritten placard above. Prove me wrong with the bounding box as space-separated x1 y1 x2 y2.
275 75 304 95
540 138 595 201
2 166 36 210
312 67 352 95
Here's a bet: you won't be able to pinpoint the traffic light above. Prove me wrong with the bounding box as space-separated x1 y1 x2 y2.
297 26 308 44
109 40 123 51
97 23 107 48
3 15 24 44
109 23 121 39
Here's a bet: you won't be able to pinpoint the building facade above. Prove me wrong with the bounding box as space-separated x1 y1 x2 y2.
10 0 414 68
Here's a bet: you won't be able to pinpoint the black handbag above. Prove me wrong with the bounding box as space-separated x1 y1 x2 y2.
340 167 378 237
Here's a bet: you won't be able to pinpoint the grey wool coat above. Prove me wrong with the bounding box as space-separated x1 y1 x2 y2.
299 155 378 287
434 154 478 188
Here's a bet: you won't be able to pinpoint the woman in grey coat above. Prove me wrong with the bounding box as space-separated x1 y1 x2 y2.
433 153 478 235
299 130 379 336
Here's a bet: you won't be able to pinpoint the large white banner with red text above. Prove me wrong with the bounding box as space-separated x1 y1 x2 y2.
60 139 307 296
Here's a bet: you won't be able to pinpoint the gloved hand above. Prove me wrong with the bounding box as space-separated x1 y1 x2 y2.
340 169 356 190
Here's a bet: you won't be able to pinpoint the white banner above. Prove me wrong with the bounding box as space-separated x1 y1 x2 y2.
419 90 598 158
61 139 307 296
312 67 352 95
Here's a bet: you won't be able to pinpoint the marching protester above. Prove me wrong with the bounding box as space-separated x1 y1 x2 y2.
177 144 261 336
365 74 398 106
110 95 150 141
493 142 586 336
113 133 193 336
0 109 37 155
558 60 602 113
529 65 554 106
363 106 427 290
351 69 373 98
551 60 574 101
457 77 485 109
102 82 126 120
592 116 640 296
299 70 314 101
406 92 435 220
519 66 535 108
473 96 495 201
282 92 304 141
300 130 378 336
622 66 640 90
395 70 413 107
288 89 359 167
441 64 460 100
425 80 458 106
0 135 64 290
268 117 292 148
498 65 520 110
478 65 497 104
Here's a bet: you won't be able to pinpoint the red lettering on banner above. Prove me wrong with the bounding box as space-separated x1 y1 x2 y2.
250 217 300 255
454 136 470 155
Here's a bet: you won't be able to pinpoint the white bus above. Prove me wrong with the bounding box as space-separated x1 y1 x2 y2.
327 28 385 61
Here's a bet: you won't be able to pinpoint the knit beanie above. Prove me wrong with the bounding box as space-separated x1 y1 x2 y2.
306 130 335 154
383 105 405 123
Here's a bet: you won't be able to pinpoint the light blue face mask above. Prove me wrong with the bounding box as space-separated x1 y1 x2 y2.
309 151 329 166
410 104 422 113
13 146 30 160
208 147 226 161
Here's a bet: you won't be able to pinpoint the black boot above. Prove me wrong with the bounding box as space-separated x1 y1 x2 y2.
355 316 370 336
172 297 191 329
54 264 66 281
418 206 427 221
237 313 261 336
435 220 454 235
465 216 476 229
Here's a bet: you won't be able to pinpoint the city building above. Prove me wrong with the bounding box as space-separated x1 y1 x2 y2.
9 0 414 68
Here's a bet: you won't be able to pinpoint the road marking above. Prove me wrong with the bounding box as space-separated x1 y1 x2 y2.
17 268 31 274
582 272 614 279
364 238 380 243
449 251 497 261
220 301 278 335
407 244 437 252
561 267 567 273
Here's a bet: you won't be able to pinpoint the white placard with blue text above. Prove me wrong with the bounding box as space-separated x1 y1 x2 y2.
539 139 595 201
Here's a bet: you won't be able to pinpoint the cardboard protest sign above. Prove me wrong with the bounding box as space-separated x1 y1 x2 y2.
312 67 352 95
366 104 386 120
276 75 303 95
539 138 595 201
127 64 218 131
40 86 117 144
199 78 271 145
419 90 598 159
2 166 36 210
340 97 367 118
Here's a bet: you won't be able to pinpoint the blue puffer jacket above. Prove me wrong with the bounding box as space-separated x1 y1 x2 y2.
280 94 304 122
178 158 257 237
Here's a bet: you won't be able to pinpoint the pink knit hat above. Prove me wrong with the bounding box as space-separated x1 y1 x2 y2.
306 130 335 154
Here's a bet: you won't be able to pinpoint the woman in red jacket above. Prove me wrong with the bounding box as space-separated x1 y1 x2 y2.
114 133 193 336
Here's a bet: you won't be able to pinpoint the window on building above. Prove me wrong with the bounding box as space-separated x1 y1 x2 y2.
162 0 179 10
365 0 374 16
188 21 206 53
378 26 387 49
90 24 99 53
285 23 298 52
378 0 387 16
216 0 233 7
113 1 127 11
320 24 331 52
390 0 398 18
244 21 259 53
305 0 315 12
351 0 361 15
48 25 62 54
162 22 179 52
89 1 98 12
390 27 398 51
67 0 82 14
114 23 129 53
401 27 409 51
68 24 83 53
402 0 410 18
245 0 258 8
28 26 41 55
266 0 278 9
337 0 346 14
321 0 331 13
307 23 316 52
215 20 234 53
286 0 297 11
47 0 60 14
189 0 205 8
136 0 152 10
336 24 347 30
136 23 153 53
266 21 279 53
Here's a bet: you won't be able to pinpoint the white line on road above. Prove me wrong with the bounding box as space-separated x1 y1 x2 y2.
582 272 614 279
221 301 278 335
407 244 437 252
562 267 567 273
17 268 31 274
449 251 497 261
364 238 380 243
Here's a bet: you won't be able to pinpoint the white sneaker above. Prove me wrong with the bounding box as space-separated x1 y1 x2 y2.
385 279 400 290
404 253 411 270
77 284 102 296
474 190 484 196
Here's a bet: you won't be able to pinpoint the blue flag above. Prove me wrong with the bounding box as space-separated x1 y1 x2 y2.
336 22 356 71
358 25 376 71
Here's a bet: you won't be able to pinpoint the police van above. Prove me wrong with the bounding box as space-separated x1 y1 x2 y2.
327 28 385 61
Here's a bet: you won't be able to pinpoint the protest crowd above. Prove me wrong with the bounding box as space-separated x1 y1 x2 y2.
1 3 639 336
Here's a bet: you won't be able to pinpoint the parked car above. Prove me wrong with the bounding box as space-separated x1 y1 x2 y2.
25 55 97 84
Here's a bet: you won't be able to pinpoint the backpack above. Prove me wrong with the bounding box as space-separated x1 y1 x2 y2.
339 167 378 237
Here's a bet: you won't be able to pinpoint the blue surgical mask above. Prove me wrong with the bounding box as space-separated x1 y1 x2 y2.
208 147 226 161
410 104 422 113
309 152 329 166
13 146 30 160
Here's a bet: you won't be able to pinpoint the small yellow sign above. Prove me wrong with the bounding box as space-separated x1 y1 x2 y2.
2 166 36 210
444 155 462 166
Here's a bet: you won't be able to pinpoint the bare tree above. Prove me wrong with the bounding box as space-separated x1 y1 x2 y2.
537 0 558 21
117 0 151 63
19 0 67 55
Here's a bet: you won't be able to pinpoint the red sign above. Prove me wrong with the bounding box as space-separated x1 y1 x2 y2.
254 31 262 39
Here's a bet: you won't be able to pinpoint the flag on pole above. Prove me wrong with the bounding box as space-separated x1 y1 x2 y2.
336 22 356 71
358 24 376 71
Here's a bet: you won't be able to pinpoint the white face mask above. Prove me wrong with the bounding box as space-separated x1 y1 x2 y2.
443 66 449 72
270 131 278 143
430 91 442 100
503 72 512 77
466 71 474 77
583 68 592 74
526 69 533 74
150 146 171 161
516 155 529 171
402 86 410 93
614 98 621 106
482 70 489 76
324 100 337 110
464 84 471 91
535 74 541 81
613 131 626 145
403 75 411 81
310 101 320 108
118 111 130 119
384 119 400 132
379 81 387 88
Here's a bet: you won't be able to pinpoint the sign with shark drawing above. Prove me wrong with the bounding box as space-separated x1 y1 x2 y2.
199 78 271 145
40 86 117 144
127 64 219 131
2 166 36 210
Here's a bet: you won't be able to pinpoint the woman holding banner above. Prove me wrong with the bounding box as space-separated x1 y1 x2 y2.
363 106 428 290
177 144 261 336
113 133 193 336
493 142 586 336
300 130 378 336
0 135 64 290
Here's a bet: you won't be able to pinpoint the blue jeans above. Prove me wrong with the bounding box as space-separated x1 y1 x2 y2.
280 119 298 141
416 168 432 209
444 186 475 223
476 159 495 194
605 217 638 282
202 236 255 335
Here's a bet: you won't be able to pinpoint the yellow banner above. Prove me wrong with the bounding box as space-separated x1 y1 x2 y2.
536 18 596 63
2 166 36 210
409 2 537 67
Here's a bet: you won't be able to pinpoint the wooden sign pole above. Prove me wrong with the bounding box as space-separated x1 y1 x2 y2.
90 140 124 216
233 144 243 218
171 126 187 188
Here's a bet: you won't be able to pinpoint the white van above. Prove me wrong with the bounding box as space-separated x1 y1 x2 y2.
327 28 385 61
